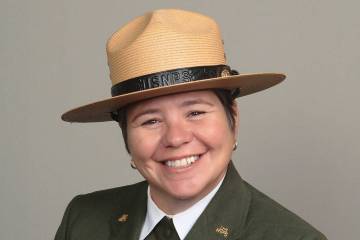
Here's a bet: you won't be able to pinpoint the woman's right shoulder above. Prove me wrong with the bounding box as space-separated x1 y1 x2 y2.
54 181 148 240
66 180 148 213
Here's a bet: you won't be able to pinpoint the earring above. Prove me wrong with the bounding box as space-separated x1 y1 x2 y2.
233 141 238 151
130 160 137 169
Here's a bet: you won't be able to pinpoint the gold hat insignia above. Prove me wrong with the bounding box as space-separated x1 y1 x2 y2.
221 69 231 77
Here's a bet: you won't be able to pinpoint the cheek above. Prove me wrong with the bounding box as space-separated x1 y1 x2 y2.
127 129 161 161
195 117 234 146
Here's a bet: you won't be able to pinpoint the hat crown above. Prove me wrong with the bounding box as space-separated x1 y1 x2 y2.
106 9 226 85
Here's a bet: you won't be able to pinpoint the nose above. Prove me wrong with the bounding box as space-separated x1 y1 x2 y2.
161 121 193 148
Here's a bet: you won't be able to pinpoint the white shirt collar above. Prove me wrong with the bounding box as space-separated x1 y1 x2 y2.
139 176 225 240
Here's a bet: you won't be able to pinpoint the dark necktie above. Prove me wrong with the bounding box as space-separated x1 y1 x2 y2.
145 216 181 240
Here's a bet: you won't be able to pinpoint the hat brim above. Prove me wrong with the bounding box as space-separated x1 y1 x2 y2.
61 73 285 122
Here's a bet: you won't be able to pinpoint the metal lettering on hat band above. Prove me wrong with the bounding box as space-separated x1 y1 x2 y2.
111 65 232 97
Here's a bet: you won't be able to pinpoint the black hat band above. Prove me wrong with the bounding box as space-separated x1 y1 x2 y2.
111 65 236 97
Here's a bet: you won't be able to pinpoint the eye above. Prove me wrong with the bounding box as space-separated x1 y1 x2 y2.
141 119 160 126
188 111 206 118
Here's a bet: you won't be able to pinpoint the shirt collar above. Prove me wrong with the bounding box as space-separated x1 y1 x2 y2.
139 175 225 240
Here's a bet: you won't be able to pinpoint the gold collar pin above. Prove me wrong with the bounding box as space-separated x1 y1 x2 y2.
215 226 229 238
118 214 128 222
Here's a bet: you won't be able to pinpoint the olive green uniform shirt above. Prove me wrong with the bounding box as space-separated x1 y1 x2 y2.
55 162 327 240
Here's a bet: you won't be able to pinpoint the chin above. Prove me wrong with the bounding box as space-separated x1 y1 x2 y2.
169 191 199 201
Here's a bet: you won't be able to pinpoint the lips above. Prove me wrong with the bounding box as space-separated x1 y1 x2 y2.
164 155 200 168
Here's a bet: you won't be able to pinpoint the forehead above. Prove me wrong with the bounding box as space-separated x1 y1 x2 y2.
127 90 221 114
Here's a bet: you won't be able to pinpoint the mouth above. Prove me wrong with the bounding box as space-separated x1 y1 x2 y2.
163 155 200 169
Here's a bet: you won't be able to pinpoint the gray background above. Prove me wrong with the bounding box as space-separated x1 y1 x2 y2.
1 0 359 239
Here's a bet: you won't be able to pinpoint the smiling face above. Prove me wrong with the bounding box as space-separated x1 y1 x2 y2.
126 90 238 213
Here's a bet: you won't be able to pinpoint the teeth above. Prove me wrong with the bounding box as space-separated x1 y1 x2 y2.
165 155 199 168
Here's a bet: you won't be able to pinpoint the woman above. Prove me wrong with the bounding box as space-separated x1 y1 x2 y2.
56 9 326 240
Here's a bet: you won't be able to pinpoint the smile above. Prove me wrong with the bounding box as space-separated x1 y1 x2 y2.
165 155 200 168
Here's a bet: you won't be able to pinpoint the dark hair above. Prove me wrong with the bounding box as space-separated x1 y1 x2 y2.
113 89 239 153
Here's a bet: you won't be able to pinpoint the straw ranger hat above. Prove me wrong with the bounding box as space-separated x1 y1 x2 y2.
62 8 285 122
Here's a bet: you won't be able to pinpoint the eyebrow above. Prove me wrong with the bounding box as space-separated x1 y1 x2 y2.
180 98 215 108
129 108 160 123
129 97 215 122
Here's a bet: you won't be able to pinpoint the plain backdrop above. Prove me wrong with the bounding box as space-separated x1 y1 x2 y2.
1 0 359 239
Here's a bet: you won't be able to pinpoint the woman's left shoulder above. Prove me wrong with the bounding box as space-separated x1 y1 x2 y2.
74 180 148 208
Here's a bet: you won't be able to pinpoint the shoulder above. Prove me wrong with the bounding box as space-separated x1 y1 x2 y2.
242 181 327 240
54 181 148 240
67 181 147 214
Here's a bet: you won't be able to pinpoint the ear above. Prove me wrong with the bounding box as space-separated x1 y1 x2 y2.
232 100 240 140
130 159 137 169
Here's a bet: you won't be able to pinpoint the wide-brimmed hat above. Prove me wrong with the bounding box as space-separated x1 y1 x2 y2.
61 9 285 123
